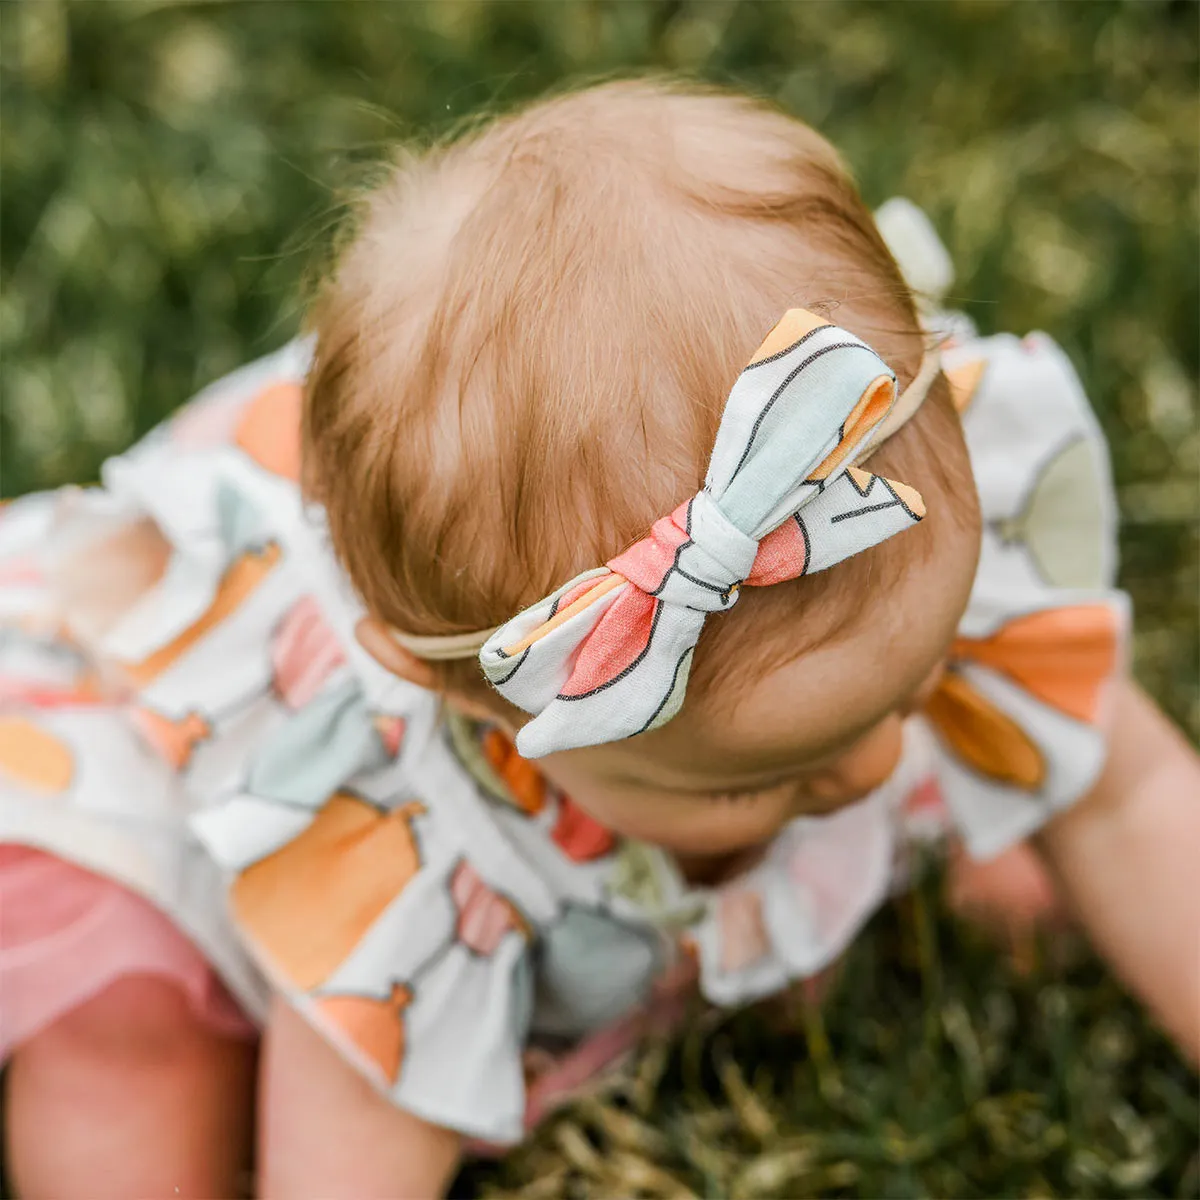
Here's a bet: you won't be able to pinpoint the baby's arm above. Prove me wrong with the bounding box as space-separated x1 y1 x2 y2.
1035 679 1200 1059
260 996 462 1199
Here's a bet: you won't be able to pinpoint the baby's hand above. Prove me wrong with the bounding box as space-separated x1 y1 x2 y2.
946 840 1074 974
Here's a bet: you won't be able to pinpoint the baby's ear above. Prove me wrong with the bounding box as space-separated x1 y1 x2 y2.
355 617 440 691
355 616 519 733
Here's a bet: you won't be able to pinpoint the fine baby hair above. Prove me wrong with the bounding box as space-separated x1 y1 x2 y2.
303 79 978 715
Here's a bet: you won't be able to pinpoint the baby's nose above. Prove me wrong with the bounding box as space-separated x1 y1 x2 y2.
806 716 905 805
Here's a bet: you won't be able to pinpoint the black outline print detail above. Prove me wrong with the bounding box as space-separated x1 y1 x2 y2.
795 514 812 575
556 597 664 702
828 477 923 525
634 644 695 736
645 497 742 603
490 647 529 685
488 579 576 681
647 498 696 598
845 470 877 498
830 500 902 523
672 565 730 596
741 324 831 372
728 342 878 486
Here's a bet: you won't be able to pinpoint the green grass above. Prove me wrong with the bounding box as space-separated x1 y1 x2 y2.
2 2 1196 1196
462 883 1198 1198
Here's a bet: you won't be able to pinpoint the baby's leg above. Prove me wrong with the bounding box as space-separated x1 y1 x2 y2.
4 974 256 1199
259 996 462 1200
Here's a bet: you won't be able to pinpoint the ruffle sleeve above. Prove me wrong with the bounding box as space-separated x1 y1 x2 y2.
923 331 1130 858
191 654 550 1143
641 331 1130 1007
0 338 548 1142
0 341 320 1020
184 509 560 1143
873 197 1130 860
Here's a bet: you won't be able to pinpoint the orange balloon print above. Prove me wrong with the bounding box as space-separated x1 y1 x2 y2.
231 792 426 991
924 670 1045 790
951 605 1119 725
944 359 986 414
805 376 895 482
747 308 830 365
129 708 211 769
234 382 303 480
119 544 282 687
0 717 74 794
551 795 616 862
481 729 547 815
316 983 412 1085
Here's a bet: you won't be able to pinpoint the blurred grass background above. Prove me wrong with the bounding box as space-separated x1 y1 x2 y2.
0 2 1196 1196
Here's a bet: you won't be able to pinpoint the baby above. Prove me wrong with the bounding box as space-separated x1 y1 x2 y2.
1 80 1196 1199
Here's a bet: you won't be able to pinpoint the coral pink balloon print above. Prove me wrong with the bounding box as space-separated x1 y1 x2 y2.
902 776 949 840
271 596 347 710
0 557 43 589
372 715 406 759
129 707 211 770
450 861 529 955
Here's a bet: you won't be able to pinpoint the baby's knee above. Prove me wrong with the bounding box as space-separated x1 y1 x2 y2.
34 974 215 1062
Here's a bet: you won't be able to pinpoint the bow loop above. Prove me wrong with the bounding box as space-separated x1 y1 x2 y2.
610 494 757 615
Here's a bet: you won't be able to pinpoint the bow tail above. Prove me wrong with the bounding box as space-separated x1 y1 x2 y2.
515 601 706 758
748 468 924 586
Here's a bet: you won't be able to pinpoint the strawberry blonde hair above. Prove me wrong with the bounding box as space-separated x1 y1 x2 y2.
304 79 975 702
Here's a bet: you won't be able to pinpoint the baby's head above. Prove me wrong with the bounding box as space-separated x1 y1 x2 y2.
305 79 981 862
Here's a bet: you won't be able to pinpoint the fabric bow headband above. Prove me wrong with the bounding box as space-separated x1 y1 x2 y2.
391 309 938 757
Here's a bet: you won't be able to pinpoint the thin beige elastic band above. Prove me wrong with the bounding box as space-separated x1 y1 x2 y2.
387 348 942 663
386 624 500 661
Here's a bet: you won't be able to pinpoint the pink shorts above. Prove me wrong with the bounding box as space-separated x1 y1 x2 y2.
0 844 697 1148
0 845 255 1058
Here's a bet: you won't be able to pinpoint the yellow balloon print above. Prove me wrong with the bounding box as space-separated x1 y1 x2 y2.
0 717 74 795
315 983 412 1086
944 359 985 414
994 437 1108 589
231 792 426 991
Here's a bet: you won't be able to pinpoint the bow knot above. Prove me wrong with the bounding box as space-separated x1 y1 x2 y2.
610 492 758 614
